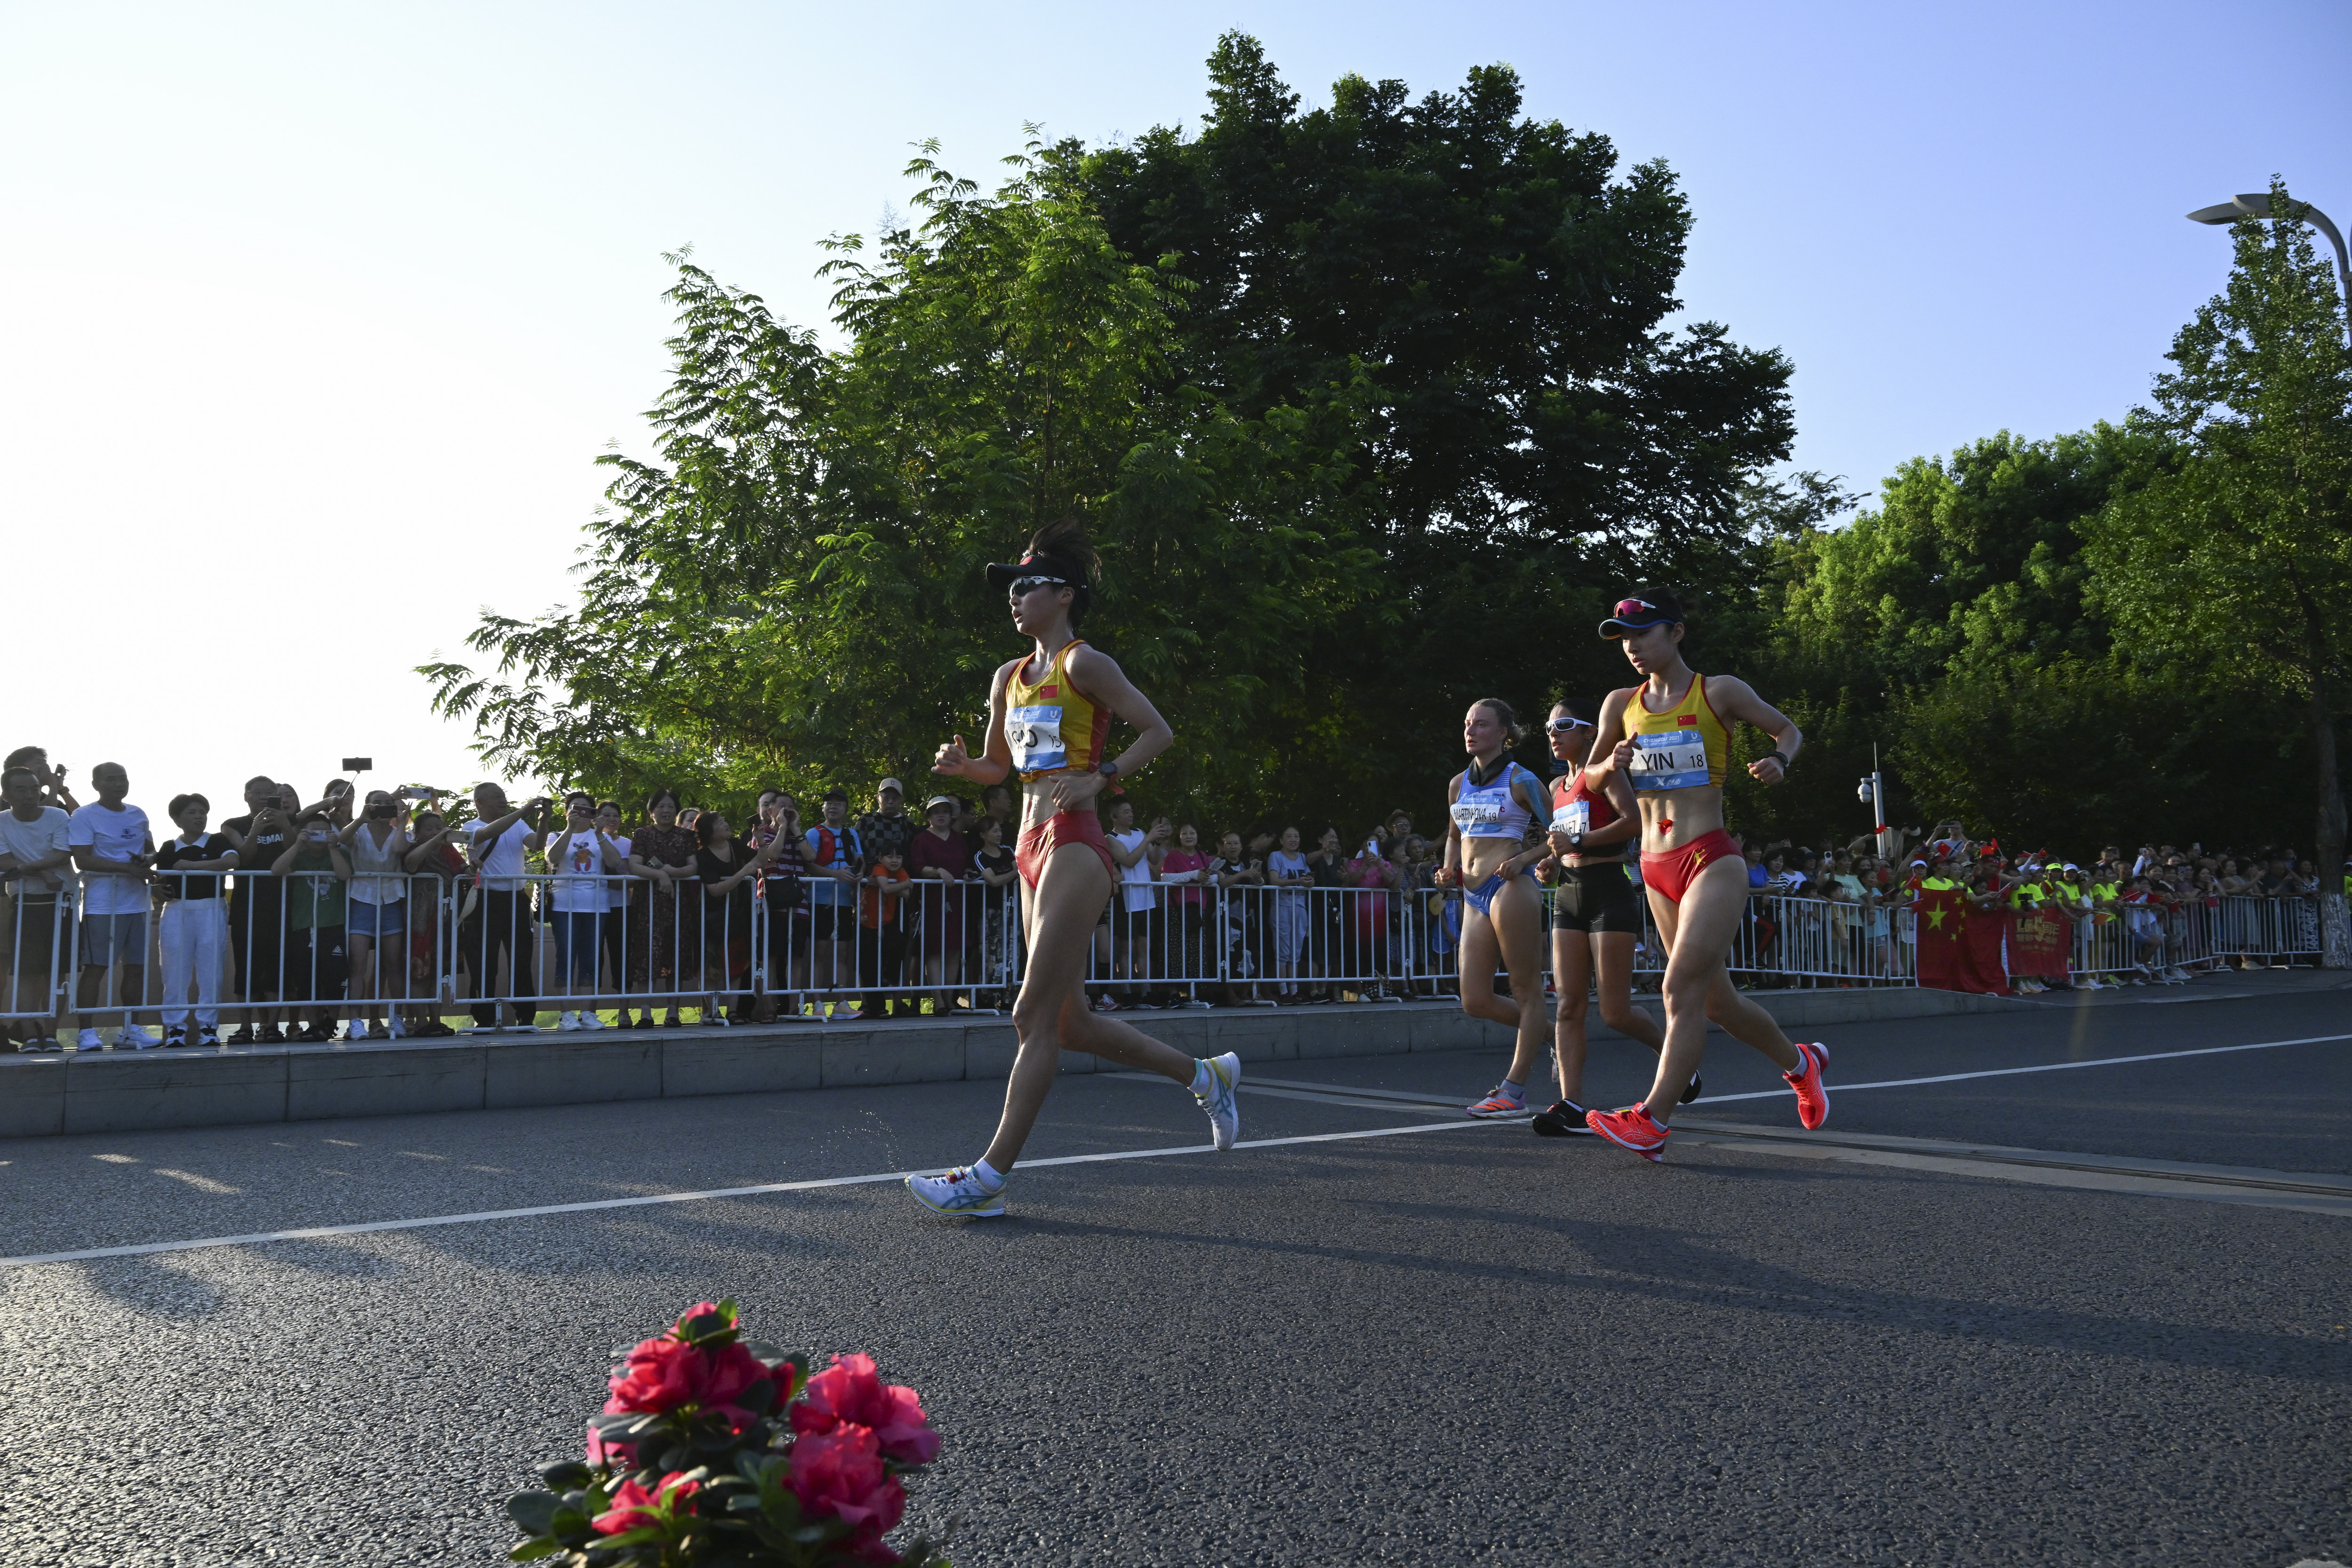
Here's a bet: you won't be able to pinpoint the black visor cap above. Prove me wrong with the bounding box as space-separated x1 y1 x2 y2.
987 553 1086 594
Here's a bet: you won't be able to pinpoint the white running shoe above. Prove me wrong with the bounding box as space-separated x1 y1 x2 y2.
1181 998 1213 1011
1195 1051 1242 1151
386 1017 406 1039
347 1021 371 1041
77 1028 105 1051
557 1012 582 1031
577 1011 605 1030
118 1025 161 1050
905 1166 1007 1218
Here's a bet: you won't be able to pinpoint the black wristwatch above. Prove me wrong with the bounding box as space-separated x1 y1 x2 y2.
1766 749 1792 770
1568 831 1585 852
1097 759 1120 781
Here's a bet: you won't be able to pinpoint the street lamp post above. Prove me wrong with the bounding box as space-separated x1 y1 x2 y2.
2187 192 2352 346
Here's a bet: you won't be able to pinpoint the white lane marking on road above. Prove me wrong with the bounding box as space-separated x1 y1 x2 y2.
1669 1133 2352 1217
0 1118 1508 1270
1105 1075 1462 1116
1246 1032 2352 1109
151 1169 241 1194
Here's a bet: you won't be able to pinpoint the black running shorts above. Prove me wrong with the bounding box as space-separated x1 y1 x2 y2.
1550 861 1643 936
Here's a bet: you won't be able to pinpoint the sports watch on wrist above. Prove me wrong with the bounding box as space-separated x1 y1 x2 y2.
1097 759 1120 781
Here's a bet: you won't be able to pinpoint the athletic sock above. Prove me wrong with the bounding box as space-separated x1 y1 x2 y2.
1189 1058 1213 1095
1499 1079 1526 1103
970 1158 1005 1191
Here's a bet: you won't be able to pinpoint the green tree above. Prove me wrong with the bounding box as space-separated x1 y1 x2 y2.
423 148 1376 823
2084 180 2352 962
426 39 1802 833
1074 35 1797 809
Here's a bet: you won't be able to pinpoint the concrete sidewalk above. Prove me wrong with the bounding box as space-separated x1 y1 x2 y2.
0 982 2036 1138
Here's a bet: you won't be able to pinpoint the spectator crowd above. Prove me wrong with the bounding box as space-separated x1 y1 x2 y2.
1 744 2342 1051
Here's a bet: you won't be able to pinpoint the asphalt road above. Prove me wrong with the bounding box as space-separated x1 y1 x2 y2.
3 978 2347 1566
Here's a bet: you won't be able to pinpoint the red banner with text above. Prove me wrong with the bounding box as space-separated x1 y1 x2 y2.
2008 906 2071 981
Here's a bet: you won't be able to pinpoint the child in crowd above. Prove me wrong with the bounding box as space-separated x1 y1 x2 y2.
861 845 913 1018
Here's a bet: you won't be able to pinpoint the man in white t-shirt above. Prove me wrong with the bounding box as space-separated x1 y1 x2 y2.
1097 797 1161 1011
1 764 76 1048
467 783 551 1031
68 762 159 1050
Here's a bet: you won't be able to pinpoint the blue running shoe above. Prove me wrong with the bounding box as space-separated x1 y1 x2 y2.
1196 1051 1242 1151
905 1166 1007 1218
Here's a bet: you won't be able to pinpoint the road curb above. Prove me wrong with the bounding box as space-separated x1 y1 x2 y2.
0 987 2018 1137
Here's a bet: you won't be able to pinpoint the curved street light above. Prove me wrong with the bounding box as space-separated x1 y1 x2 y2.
2187 192 2352 346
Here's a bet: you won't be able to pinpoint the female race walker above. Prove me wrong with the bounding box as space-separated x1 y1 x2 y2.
1527 698 1686 1137
1437 699 1555 1119
1581 590 1830 1160
907 520 1242 1218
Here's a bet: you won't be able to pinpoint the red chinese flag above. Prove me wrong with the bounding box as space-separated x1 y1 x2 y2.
1916 888 2006 994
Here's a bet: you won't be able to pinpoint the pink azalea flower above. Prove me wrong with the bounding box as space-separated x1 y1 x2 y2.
790 1353 941 1466
605 1336 773 1422
791 1423 907 1552
592 1474 699 1535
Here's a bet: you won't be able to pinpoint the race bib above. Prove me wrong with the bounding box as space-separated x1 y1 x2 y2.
1450 797 1502 831
1630 729 1710 791
1007 705 1065 772
1550 800 1590 836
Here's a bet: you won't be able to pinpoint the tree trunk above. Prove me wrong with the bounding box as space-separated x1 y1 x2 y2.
2309 642 2350 968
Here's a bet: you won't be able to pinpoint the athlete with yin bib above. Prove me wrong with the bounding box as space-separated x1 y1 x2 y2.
1579 590 1831 1160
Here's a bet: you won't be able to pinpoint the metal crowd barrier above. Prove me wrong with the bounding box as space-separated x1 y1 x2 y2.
9 865 2333 1050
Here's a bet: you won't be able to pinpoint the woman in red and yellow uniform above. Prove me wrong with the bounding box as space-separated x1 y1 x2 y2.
1579 590 1831 1161
907 519 1244 1218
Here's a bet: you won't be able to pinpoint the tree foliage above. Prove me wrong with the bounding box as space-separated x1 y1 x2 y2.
2082 179 2351 948
421 53 2344 881
425 145 1376 820
427 38 1797 832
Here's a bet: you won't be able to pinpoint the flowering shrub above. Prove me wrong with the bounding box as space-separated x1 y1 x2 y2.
506 1300 949 1566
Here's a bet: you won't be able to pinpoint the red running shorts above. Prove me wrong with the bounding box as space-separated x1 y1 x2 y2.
1639 828 1743 905
1015 810 1117 891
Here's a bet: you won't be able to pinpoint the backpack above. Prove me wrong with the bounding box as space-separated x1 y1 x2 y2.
812 825 862 870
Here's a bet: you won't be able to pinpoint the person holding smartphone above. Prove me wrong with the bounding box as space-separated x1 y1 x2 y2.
271 809 351 1042
220 777 293 1043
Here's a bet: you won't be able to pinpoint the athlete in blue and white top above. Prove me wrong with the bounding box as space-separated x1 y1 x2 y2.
1435 698 1553 1119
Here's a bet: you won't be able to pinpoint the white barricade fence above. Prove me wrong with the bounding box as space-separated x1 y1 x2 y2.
2 880 75 1023
15 861 2328 1051
1405 883 1922 994
2204 894 2325 965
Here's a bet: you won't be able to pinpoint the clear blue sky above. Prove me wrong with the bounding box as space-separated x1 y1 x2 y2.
4 0 2345 812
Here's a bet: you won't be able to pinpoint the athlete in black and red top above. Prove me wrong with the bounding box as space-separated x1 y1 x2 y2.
1527 698 1686 1136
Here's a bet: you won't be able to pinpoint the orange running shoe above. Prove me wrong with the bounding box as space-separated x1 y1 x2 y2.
1784 1041 1830 1130
1585 1103 1670 1161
